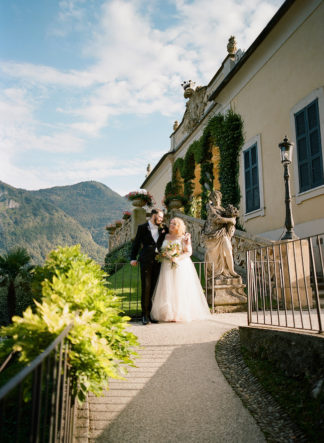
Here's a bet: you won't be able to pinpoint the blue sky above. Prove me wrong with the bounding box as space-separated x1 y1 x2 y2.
0 0 284 196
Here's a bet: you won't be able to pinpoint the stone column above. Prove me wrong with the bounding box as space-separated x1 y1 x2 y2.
131 207 146 239
272 239 312 309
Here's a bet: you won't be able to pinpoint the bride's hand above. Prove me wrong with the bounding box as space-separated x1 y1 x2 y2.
183 233 191 244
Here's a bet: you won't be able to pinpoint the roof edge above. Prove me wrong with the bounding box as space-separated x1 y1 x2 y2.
140 151 173 188
208 0 296 102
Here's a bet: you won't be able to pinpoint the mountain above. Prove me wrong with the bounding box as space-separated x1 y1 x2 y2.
33 181 131 248
0 181 130 264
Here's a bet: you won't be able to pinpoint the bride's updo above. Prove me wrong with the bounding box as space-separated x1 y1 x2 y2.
171 217 186 236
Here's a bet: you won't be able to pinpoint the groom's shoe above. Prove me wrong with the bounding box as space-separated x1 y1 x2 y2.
149 316 158 324
142 316 149 325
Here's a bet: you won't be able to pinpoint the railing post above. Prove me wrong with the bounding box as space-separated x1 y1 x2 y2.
246 250 251 325
212 262 215 314
308 237 323 333
0 323 74 443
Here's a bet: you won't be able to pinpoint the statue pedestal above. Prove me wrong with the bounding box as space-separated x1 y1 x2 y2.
208 276 247 313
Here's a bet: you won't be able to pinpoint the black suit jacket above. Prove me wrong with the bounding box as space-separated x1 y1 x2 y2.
130 222 168 264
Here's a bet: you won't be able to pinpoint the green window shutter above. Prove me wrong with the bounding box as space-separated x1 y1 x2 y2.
244 143 260 213
295 99 324 193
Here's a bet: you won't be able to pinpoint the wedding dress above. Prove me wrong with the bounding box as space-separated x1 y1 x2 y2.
151 237 211 322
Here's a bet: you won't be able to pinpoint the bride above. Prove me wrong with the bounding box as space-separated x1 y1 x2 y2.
151 217 211 322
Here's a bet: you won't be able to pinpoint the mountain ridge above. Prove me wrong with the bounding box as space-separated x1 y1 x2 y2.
0 180 130 264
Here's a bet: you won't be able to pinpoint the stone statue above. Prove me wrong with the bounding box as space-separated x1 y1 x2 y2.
203 190 239 278
146 163 151 177
173 120 179 131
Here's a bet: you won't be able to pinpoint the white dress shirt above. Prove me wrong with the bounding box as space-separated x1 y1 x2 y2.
148 220 159 243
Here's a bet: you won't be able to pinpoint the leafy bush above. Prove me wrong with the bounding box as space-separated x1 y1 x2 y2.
0 245 138 402
104 241 132 276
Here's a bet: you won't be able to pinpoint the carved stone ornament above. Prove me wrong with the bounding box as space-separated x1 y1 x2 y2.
227 36 237 56
146 163 151 177
181 80 196 98
182 85 208 133
173 120 179 131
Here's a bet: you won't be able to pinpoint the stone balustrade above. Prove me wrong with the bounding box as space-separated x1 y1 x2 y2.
107 209 272 273
108 218 132 251
170 210 272 272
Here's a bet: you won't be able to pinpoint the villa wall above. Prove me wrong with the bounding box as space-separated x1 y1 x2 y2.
142 0 324 241
230 0 324 237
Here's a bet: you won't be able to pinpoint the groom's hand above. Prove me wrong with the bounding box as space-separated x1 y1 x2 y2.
130 260 138 266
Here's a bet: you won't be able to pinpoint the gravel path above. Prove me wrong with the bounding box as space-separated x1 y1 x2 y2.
81 313 267 443
216 329 307 443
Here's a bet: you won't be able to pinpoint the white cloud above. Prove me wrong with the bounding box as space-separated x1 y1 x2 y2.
50 0 91 37
1 0 284 135
63 0 283 134
0 154 146 191
0 0 285 190
1 62 96 88
0 87 84 163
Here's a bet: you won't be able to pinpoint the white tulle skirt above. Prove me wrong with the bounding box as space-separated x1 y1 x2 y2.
151 257 211 322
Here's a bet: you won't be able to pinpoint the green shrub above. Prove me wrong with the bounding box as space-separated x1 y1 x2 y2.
0 245 138 403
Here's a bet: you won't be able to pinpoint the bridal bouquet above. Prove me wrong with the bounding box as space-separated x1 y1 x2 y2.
155 242 181 268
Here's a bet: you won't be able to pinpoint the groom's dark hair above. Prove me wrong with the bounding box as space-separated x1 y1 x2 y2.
151 208 163 216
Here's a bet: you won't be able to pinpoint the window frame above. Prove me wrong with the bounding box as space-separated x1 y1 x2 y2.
240 134 264 221
290 87 324 204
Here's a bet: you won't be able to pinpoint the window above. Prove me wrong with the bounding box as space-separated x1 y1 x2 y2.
295 99 324 193
241 134 264 220
244 143 260 213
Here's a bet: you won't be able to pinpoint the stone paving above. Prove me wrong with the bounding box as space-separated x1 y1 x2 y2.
75 313 266 442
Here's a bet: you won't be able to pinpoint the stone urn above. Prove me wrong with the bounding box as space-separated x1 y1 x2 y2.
106 226 116 235
115 221 122 228
227 36 237 56
167 199 183 210
131 198 146 208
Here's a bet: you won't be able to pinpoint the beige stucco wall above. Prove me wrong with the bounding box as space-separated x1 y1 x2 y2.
144 0 324 238
224 0 324 236
144 156 173 208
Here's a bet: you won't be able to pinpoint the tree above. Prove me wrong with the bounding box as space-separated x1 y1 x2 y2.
0 247 33 321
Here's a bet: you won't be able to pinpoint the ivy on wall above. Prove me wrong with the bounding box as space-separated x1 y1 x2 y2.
164 109 244 219
209 110 244 209
183 142 199 214
172 158 184 193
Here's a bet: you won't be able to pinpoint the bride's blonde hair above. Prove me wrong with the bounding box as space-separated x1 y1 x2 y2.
171 217 186 236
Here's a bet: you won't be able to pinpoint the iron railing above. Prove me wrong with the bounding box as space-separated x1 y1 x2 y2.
107 261 215 317
247 233 324 333
0 323 75 442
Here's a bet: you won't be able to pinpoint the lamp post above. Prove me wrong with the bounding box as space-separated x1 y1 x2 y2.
278 136 298 240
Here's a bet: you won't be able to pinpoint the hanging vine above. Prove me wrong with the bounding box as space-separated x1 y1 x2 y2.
209 109 244 208
172 158 184 193
199 126 214 218
164 109 244 219
183 141 200 214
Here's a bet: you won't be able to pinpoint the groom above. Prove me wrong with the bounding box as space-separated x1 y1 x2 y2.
130 208 167 325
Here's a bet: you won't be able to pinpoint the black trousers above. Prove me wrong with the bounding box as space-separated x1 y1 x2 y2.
140 258 161 317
